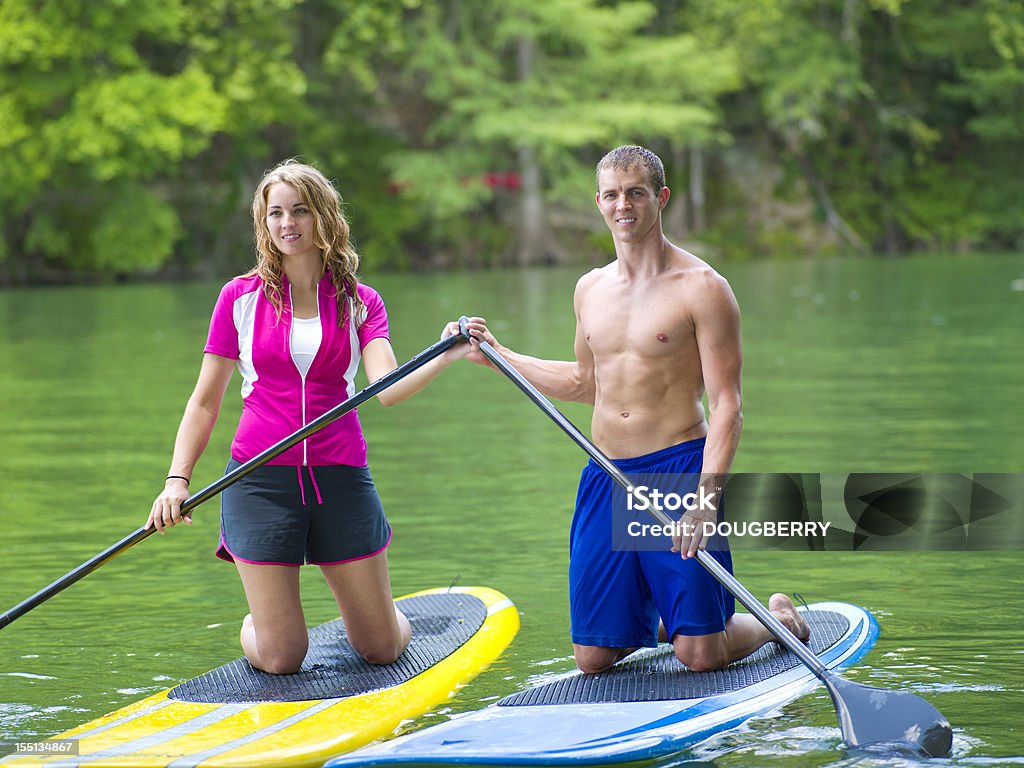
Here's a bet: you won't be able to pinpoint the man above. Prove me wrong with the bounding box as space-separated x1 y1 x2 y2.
463 145 809 674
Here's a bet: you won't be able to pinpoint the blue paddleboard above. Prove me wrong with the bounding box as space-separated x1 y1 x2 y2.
325 601 879 766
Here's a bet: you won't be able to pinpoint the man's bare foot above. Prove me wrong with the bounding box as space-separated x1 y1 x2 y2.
768 593 811 643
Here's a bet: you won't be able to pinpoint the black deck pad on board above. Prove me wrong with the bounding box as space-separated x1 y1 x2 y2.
499 609 853 706
169 591 487 703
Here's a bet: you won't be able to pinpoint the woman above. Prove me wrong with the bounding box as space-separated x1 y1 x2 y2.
147 160 470 674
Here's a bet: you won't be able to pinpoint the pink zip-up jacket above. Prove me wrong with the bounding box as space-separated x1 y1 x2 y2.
203 273 389 467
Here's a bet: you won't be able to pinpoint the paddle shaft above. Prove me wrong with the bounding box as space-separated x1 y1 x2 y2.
476 339 827 675
0 325 470 631
479 338 957 757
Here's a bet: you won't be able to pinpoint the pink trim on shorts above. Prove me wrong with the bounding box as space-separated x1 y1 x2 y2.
310 527 392 567
215 532 301 567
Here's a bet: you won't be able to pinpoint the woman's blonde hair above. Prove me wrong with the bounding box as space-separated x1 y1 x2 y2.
248 159 363 325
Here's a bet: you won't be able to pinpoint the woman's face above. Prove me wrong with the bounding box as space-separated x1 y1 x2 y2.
265 183 319 262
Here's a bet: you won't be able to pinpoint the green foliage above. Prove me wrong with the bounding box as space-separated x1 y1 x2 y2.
401 0 738 150
348 0 741 263
25 182 182 272
896 163 993 251
0 0 304 278
691 0 1024 255
48 66 226 179
0 0 1020 281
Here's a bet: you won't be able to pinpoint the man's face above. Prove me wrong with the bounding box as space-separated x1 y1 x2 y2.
595 166 668 243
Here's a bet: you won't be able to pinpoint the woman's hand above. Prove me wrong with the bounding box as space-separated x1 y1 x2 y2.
146 478 193 534
146 353 234 532
441 316 495 366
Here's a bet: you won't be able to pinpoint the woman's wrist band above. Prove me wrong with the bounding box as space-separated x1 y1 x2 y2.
166 475 191 484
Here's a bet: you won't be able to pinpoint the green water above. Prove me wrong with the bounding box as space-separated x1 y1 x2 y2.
1 254 1022 765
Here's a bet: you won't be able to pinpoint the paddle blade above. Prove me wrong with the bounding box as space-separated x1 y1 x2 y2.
825 673 952 757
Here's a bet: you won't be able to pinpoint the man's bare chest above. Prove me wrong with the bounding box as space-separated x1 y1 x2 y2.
580 284 697 360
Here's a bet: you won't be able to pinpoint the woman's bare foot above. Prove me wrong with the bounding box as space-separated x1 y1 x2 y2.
768 593 811 643
240 613 255 652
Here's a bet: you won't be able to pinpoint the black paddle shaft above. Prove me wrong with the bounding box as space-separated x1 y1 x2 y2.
0 321 471 631
476 338 953 757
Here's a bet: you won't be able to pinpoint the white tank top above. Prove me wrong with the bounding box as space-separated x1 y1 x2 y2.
290 316 322 378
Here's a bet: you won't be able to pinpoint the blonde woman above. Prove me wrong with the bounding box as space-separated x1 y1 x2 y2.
147 160 470 674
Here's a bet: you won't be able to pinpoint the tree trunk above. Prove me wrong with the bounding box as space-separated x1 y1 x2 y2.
517 144 546 265
514 36 547 265
797 151 867 254
690 146 706 234
665 145 689 241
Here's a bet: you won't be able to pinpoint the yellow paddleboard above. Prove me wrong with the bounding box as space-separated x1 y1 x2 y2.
2 586 518 768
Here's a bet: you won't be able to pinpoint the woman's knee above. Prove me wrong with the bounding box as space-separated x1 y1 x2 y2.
246 622 308 674
351 634 405 666
257 649 306 675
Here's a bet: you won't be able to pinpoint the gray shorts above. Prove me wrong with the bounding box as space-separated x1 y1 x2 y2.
217 459 391 566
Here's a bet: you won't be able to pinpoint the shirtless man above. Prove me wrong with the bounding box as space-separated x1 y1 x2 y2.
462 145 809 674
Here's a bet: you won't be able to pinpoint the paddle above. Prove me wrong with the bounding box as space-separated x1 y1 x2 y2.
474 336 953 758
0 322 471 631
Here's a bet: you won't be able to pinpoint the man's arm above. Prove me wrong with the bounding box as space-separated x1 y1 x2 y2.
677 269 743 558
470 273 597 405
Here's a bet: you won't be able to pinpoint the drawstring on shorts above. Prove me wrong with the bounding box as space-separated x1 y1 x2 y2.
296 465 324 506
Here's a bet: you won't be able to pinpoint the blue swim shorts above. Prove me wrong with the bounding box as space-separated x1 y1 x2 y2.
568 437 736 648
217 459 391 567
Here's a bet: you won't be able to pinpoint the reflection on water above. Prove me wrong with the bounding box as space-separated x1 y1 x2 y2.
0 254 1022 763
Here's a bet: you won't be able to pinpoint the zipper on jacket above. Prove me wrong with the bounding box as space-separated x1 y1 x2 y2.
300 376 308 466
288 284 315 467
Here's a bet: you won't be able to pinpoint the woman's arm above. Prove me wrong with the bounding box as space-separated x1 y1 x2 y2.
360 319 476 407
146 353 236 533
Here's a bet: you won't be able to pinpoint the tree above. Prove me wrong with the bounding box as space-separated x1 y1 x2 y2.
331 0 741 266
690 0 1024 255
2 0 1020 282
0 0 308 281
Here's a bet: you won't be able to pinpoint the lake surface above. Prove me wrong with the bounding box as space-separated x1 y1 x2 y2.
1 254 1022 766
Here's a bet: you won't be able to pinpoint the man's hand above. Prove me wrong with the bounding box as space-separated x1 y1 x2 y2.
442 316 497 367
671 506 717 559
671 480 723 559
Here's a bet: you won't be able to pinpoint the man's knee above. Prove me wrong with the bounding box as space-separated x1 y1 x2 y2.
574 646 621 675
674 647 727 672
672 635 729 672
576 656 615 675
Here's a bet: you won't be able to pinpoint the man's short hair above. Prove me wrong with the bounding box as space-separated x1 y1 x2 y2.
595 145 665 192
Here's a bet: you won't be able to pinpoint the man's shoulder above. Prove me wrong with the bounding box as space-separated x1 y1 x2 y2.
576 263 616 288
669 249 732 292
